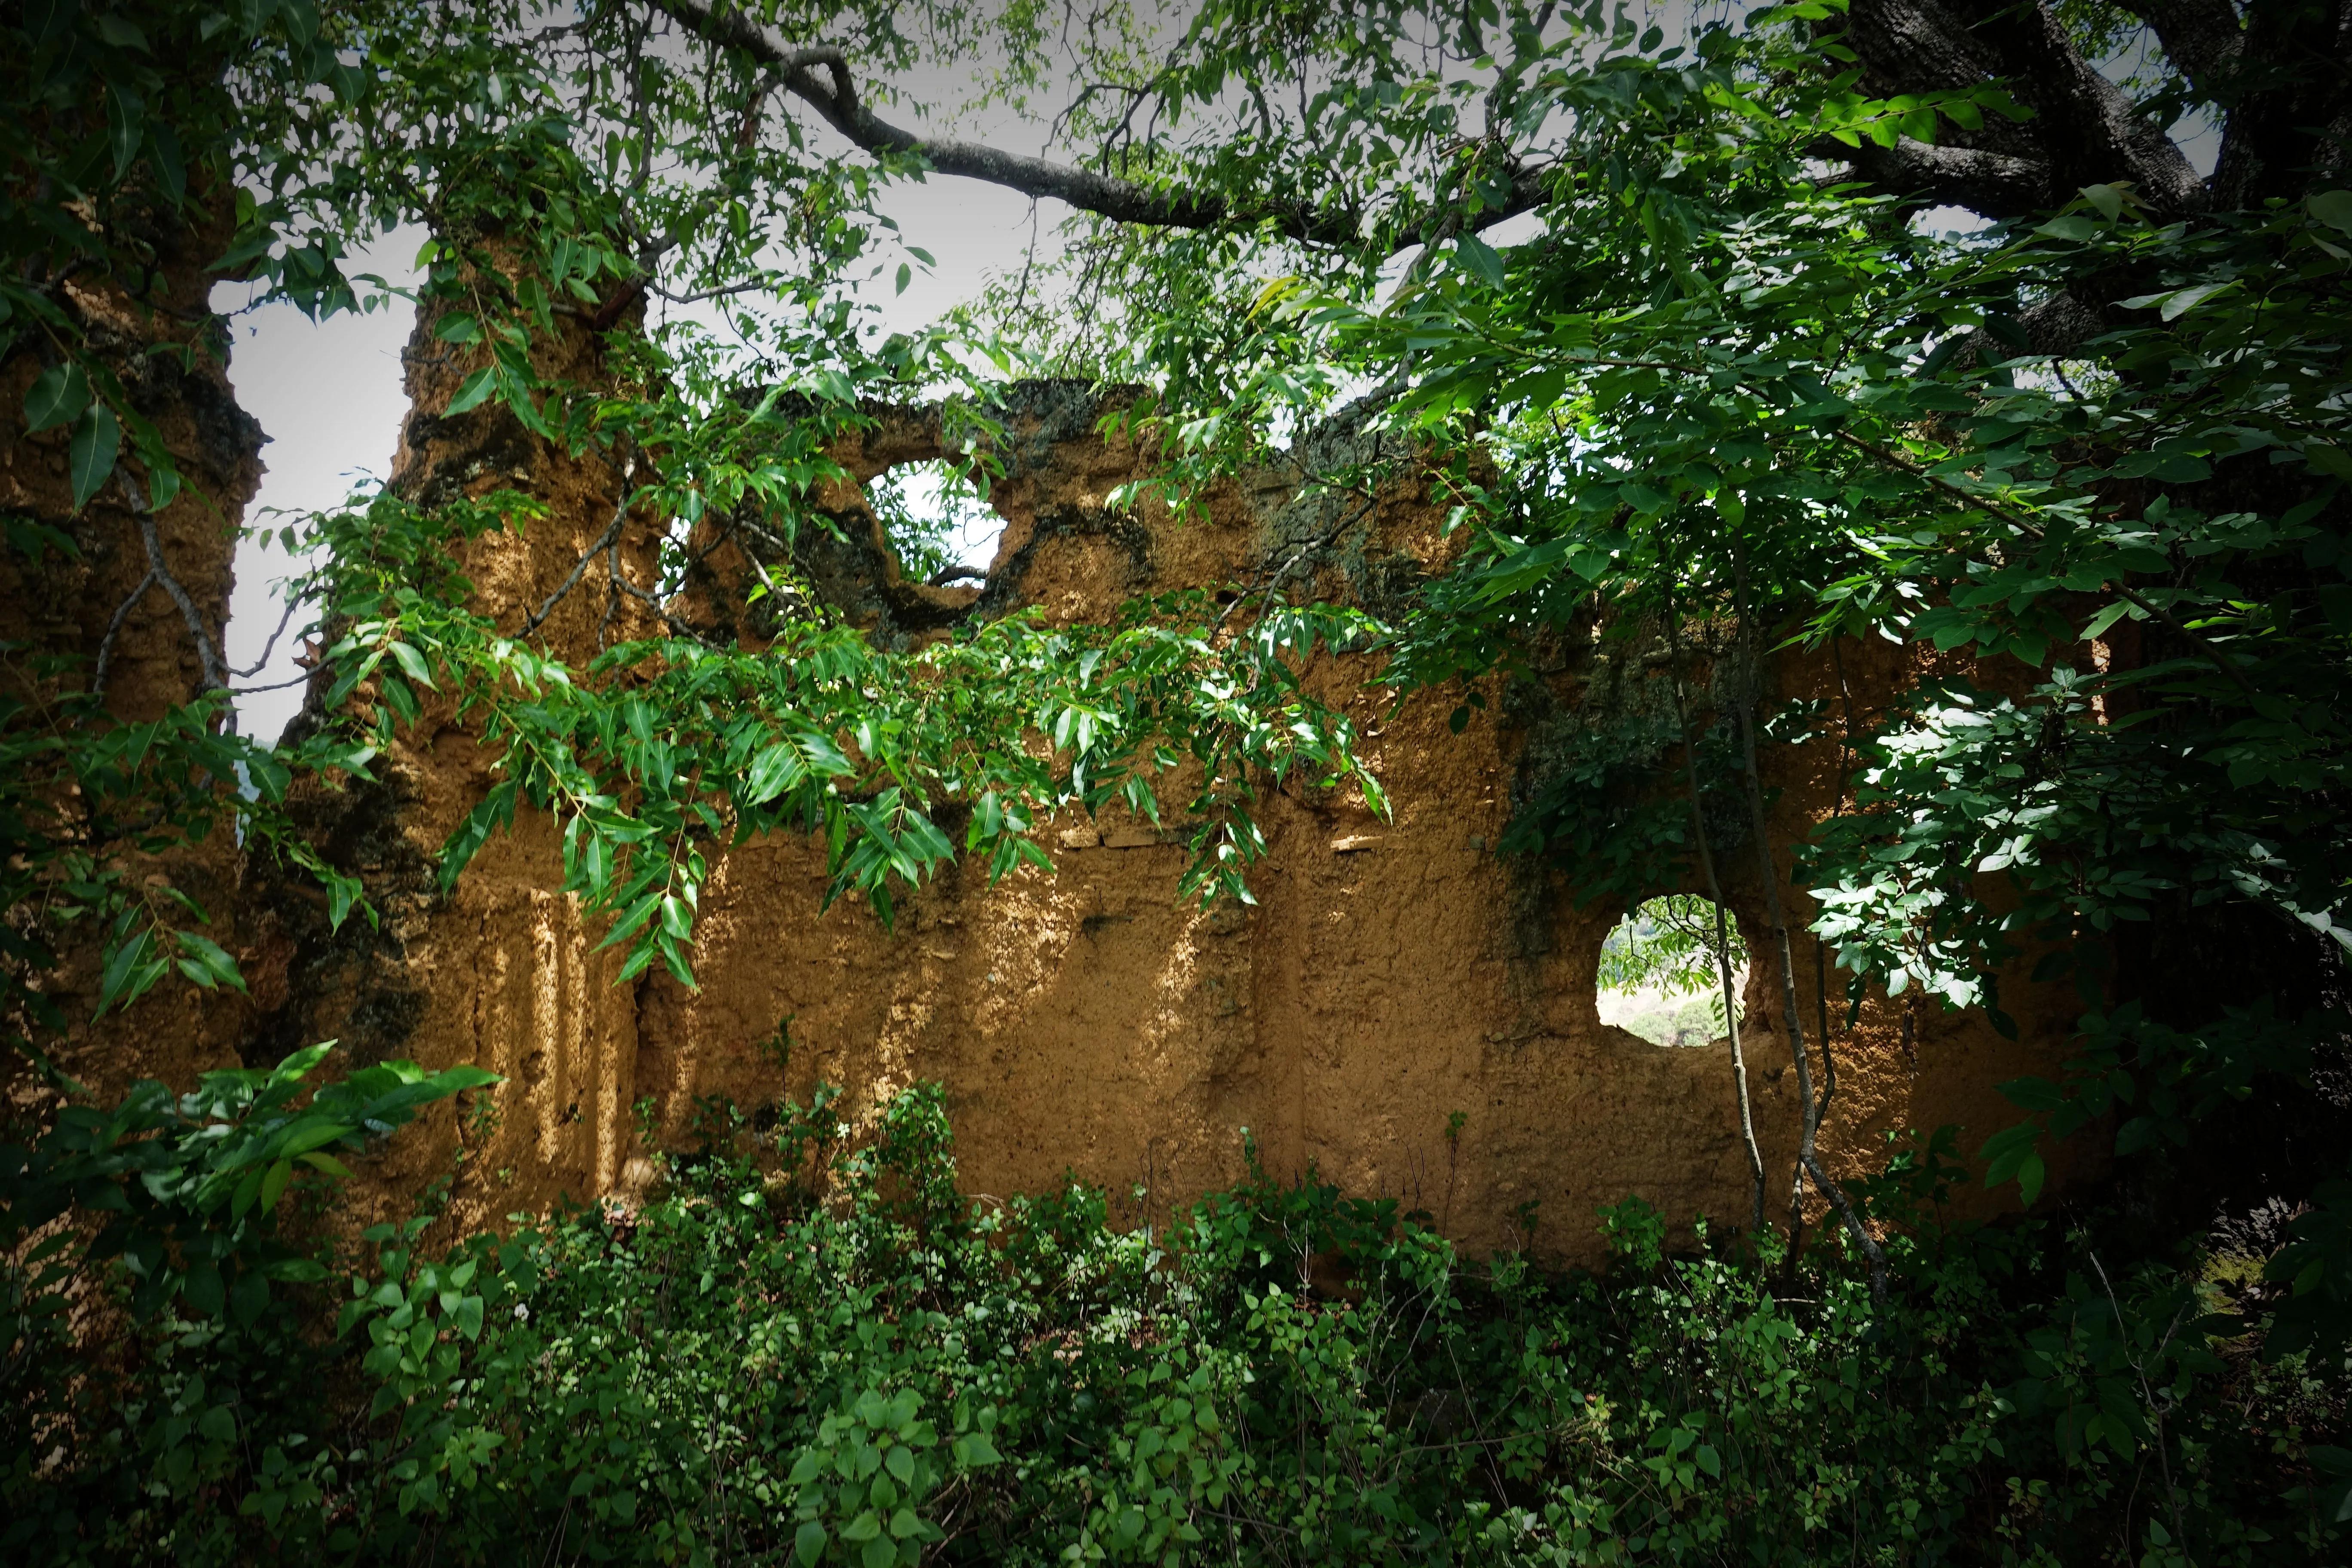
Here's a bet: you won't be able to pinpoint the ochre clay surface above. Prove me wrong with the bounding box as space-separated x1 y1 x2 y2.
2 199 265 1109
25 294 2097 1268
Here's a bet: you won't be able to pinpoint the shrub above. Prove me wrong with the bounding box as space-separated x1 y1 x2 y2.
4 1074 2347 1564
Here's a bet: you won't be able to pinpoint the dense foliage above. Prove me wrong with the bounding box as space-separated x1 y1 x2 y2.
6 0 2352 1559
7 1073 2348 1565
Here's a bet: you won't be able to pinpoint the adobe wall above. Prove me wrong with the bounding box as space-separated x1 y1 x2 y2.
212 294 2092 1266
18 282 2096 1268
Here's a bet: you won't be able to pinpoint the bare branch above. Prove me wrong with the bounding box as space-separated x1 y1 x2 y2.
141 513 233 701
231 671 315 695
1217 493 1377 634
233 590 309 679
604 542 713 643
1803 1148 1890 1292
647 0 1553 249
91 568 160 705
1663 576 1769 1241
520 457 637 638
110 466 232 714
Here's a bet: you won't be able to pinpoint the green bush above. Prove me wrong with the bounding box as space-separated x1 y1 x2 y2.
5 1075 2347 1565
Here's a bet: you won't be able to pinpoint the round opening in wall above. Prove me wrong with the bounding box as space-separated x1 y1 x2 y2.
1596 894 1749 1047
867 458 1003 585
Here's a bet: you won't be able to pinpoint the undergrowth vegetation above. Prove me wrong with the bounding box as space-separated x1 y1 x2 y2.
7 1069 2348 1566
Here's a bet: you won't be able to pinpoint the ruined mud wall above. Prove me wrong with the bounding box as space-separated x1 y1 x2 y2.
22 281 2094 1268
208 290 2091 1267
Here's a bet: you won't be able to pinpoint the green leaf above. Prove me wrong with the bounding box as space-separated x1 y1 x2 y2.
230 1266 271 1326
93 12 148 48
325 872 362 931
142 455 181 513
98 927 166 1015
951 1431 1001 1467
794 1522 827 1567
444 366 497 416
184 1262 226 1318
24 363 92 433
2302 443 2352 482
1997 1075 2067 1112
260 1158 293 1213
106 85 146 181
1455 234 1507 288
2120 281 2241 322
176 932 247 992
2309 190 2352 237
70 404 122 512
2032 215 2098 242
387 640 436 689
2015 1151 2046 1206
232 1165 264 1220
150 119 186 205
745 741 807 805
2158 281 2238 321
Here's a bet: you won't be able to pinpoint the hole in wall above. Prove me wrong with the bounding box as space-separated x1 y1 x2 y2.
867 457 1004 585
1595 894 1749 1048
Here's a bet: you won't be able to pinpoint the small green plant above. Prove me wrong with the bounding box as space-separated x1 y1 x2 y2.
786 1385 1001 1566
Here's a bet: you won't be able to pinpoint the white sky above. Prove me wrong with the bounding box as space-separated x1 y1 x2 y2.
219 168 1063 741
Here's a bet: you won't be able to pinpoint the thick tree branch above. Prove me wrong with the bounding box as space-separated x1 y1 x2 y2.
1827 135 2055 216
649 0 1550 250
655 1 1253 227
2114 0 2246 93
1960 0 2206 215
2209 0 2352 207
1841 0 2207 220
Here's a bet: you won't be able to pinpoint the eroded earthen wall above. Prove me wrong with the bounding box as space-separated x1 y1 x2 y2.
31 293 2095 1269
1 199 265 1100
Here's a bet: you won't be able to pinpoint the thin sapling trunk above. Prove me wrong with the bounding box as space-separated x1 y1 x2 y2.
1662 580 1767 1241
1730 567 1887 1297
